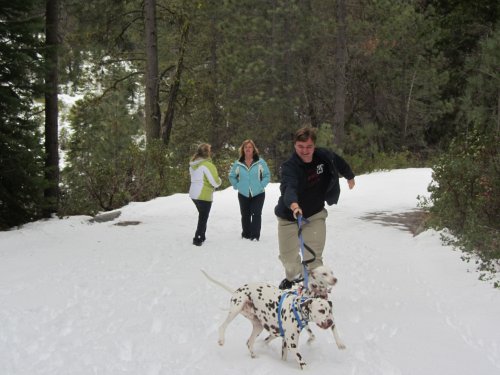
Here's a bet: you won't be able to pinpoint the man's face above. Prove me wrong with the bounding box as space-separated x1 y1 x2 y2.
294 138 315 163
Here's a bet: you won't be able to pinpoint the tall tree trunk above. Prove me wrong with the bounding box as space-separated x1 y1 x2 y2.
144 0 161 142
332 0 347 149
404 68 417 140
44 0 60 217
497 88 499 135
208 5 222 149
161 18 190 146
300 0 319 128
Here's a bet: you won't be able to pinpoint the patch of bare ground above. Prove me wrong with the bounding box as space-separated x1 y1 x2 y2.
114 221 141 226
360 209 429 236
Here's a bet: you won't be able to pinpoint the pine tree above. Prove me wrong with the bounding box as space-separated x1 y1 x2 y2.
0 0 46 229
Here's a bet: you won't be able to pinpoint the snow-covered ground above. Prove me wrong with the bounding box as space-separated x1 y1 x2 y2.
1 168 499 375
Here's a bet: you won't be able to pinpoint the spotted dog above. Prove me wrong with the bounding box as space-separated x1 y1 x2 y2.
302 265 338 299
287 265 345 346
201 270 341 369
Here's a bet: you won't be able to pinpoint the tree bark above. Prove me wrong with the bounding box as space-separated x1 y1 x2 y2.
404 68 417 139
333 0 347 149
497 88 499 135
44 0 60 217
144 0 161 142
161 18 190 146
208 5 222 149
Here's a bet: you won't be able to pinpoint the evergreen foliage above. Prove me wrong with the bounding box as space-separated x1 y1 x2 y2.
346 0 450 156
0 0 46 229
60 85 178 215
423 29 500 267
424 132 499 265
423 0 499 146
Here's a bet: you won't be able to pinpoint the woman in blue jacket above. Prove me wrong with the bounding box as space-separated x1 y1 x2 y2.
229 140 271 241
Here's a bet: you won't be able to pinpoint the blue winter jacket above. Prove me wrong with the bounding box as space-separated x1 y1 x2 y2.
229 157 271 198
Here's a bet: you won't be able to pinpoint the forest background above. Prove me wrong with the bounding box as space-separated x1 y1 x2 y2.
1 0 498 273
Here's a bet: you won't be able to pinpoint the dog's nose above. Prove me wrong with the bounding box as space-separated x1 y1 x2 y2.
332 277 338 285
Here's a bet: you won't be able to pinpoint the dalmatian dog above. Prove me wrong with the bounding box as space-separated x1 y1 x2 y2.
273 264 345 346
302 265 338 299
201 270 344 369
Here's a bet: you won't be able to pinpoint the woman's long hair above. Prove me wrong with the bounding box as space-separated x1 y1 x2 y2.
238 139 259 161
191 143 211 161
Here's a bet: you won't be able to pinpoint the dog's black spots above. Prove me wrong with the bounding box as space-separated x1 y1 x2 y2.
291 343 297 348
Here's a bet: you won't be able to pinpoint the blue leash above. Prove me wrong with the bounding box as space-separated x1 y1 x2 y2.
297 215 315 290
298 215 309 289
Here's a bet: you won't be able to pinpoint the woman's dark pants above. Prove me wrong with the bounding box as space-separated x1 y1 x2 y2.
238 192 265 240
192 199 212 244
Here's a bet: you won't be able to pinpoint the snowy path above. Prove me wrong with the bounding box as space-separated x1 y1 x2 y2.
1 168 499 374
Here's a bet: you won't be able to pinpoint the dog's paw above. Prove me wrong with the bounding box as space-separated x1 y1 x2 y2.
299 361 307 370
281 350 288 361
336 341 347 350
218 339 224 346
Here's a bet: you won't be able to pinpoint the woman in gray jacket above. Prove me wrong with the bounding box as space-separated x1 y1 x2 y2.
229 140 271 241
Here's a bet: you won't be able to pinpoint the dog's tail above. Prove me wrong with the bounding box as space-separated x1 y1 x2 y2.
201 269 234 293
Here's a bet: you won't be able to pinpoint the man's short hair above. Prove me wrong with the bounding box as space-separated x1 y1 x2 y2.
294 126 317 144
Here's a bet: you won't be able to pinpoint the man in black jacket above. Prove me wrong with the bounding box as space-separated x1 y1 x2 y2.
275 126 355 289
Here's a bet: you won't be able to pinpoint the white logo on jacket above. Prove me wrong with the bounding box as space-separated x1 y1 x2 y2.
317 164 324 174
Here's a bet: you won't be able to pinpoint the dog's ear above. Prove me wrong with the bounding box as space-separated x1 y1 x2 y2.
302 299 313 310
